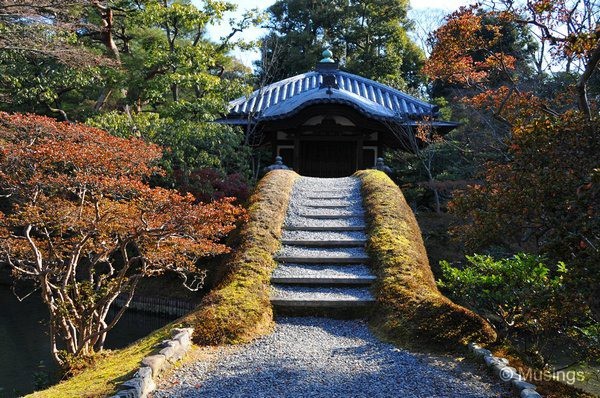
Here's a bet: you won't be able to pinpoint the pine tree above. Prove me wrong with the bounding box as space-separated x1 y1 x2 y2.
257 0 424 90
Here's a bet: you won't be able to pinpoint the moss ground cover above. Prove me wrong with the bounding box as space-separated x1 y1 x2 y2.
356 170 496 347
26 325 172 398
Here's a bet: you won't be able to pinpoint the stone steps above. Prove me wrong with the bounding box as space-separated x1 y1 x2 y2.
271 176 375 316
296 213 364 219
303 204 354 209
306 195 349 200
282 230 366 240
275 255 369 264
271 275 376 285
299 189 356 194
271 264 375 285
280 239 367 247
284 225 366 231
271 285 376 308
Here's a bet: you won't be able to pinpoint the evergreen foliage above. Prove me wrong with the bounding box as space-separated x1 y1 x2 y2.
257 0 424 90
0 0 255 184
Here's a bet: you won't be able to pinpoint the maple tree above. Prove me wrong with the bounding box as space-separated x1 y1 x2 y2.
425 2 599 121
425 2 599 319
0 112 246 366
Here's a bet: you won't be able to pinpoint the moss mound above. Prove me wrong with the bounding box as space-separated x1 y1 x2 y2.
355 170 496 347
183 170 299 345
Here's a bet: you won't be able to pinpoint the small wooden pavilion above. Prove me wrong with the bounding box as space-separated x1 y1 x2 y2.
217 50 457 177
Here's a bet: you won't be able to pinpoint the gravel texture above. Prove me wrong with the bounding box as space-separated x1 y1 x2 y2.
285 217 365 228
278 246 368 258
304 193 354 199
152 317 510 398
271 286 375 301
295 208 365 216
303 199 359 206
272 264 374 280
281 230 367 241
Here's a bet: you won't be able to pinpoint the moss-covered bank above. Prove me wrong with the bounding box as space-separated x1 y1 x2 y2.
356 170 496 347
182 170 299 345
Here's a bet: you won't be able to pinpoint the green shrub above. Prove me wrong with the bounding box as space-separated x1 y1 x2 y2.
438 253 567 338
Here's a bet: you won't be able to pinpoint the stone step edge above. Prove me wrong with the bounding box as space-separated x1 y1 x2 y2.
306 196 350 200
275 256 369 264
298 189 357 193
296 213 364 219
270 298 376 307
302 204 358 208
284 225 366 231
271 275 376 285
280 239 367 247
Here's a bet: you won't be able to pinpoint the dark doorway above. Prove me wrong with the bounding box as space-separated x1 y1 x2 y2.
300 141 357 177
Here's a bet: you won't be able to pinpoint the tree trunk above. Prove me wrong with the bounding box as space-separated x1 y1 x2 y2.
94 88 112 111
576 40 600 119
171 83 179 102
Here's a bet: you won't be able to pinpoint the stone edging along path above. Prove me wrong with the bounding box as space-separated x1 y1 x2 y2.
468 342 543 398
109 327 194 398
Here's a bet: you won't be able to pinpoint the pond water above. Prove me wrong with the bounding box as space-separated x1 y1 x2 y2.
0 285 176 397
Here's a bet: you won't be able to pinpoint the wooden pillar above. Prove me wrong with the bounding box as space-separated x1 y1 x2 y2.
293 133 301 173
356 134 364 171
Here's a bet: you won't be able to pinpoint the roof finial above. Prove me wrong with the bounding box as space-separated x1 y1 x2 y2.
320 48 335 63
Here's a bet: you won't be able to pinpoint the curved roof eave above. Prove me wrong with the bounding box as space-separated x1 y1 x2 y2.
223 70 439 121
258 88 399 122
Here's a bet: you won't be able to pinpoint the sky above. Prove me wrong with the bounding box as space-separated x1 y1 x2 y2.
195 0 473 68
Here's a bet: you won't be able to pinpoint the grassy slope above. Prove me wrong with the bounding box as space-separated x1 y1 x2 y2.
28 170 299 397
27 325 173 398
356 170 497 347
182 170 298 345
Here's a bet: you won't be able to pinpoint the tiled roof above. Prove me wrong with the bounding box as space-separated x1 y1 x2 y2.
219 70 440 124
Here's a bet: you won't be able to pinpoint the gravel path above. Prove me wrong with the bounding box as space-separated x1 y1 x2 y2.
152 317 510 398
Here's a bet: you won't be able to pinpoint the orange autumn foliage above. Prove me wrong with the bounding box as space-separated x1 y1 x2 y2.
425 1 599 320
465 86 547 125
423 6 517 87
0 112 246 366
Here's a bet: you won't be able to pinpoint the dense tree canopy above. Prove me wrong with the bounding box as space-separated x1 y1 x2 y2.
0 113 246 365
257 0 424 89
425 2 599 319
0 0 256 184
0 0 250 119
